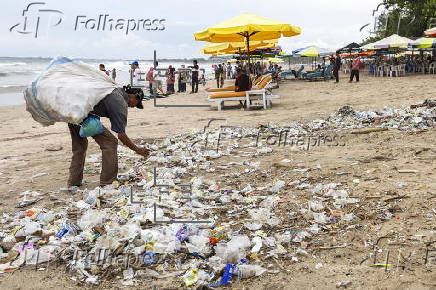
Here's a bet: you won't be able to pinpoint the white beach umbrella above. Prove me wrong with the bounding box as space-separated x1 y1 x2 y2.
372 34 414 49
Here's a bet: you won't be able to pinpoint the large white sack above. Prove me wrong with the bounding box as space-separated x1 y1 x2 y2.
24 56 117 126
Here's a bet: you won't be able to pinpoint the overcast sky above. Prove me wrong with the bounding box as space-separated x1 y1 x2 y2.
2 0 382 59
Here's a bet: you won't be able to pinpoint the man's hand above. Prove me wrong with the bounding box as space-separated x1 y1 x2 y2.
135 147 150 157
118 132 149 157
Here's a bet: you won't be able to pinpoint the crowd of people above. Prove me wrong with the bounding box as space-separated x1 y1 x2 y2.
97 52 434 96
367 54 435 74
97 59 289 95
98 60 208 96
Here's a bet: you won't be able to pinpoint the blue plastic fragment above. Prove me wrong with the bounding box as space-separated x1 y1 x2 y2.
143 251 157 265
210 264 235 287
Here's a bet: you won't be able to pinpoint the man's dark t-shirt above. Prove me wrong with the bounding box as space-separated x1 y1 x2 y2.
334 57 342 71
90 88 128 133
191 64 199 79
235 73 250 92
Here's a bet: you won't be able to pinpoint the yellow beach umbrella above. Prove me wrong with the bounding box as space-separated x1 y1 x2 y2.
265 57 284 63
201 39 278 55
222 41 279 54
195 14 300 65
194 13 301 43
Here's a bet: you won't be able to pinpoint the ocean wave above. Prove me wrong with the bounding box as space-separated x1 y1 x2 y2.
0 85 26 88
0 62 27 66
0 71 40 77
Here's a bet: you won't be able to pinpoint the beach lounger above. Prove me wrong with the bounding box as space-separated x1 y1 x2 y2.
280 65 304 80
303 65 333 81
208 76 278 111
205 75 264 93
205 74 270 94
205 85 236 93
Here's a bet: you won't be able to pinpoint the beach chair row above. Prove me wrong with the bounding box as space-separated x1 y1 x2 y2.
280 65 334 81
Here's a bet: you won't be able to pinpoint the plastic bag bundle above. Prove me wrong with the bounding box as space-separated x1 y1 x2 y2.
79 117 104 137
24 56 117 126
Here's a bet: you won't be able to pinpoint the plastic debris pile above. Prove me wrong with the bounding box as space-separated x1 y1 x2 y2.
0 100 435 286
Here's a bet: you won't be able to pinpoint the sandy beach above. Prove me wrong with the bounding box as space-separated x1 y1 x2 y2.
0 74 434 199
0 73 435 289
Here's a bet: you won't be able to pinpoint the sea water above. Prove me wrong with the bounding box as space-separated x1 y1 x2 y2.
0 57 216 106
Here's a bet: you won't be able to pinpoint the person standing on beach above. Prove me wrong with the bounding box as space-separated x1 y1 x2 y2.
222 63 227 80
129 61 145 87
349 57 363 83
146 66 156 94
333 54 341 83
67 87 149 188
214 65 221 88
166 65 176 94
111 68 117 81
177 65 188 93
189 60 199 93
219 64 225 88
227 63 232 79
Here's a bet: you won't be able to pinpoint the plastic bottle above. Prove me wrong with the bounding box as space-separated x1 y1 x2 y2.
235 264 267 279
55 221 78 238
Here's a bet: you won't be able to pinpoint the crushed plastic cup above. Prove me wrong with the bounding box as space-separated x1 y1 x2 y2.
270 180 285 194
182 268 199 287
308 200 324 212
313 212 330 224
251 236 262 253
341 213 355 221
244 222 263 231
260 196 280 209
78 209 106 230
36 213 55 225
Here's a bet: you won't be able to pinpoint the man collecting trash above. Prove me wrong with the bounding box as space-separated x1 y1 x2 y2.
68 86 149 188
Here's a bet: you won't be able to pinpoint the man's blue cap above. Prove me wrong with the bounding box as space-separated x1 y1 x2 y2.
130 61 139 66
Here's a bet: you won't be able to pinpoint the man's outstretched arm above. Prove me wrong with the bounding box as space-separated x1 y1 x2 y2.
117 132 149 157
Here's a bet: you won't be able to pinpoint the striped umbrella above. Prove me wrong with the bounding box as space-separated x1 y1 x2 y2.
424 27 436 37
292 46 334 57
